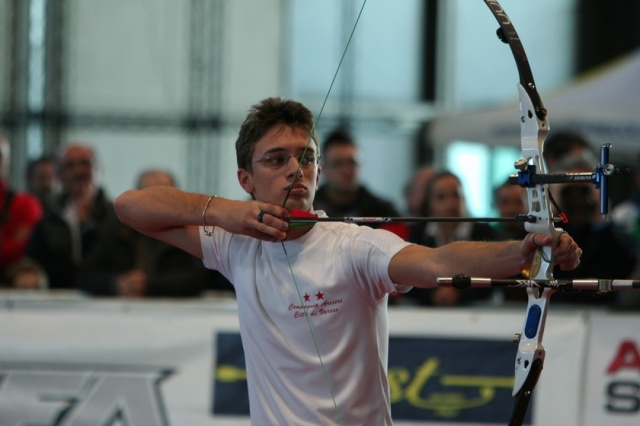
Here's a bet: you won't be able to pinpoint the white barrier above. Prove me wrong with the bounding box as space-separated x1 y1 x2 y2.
583 312 640 426
0 293 638 426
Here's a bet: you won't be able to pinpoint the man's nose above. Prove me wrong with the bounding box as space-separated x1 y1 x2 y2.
286 157 304 178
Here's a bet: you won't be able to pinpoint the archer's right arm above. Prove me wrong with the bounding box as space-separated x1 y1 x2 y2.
114 187 290 259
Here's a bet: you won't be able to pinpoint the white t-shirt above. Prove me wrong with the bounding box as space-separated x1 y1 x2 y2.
201 214 413 425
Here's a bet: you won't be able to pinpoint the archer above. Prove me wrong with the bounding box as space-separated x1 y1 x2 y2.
114 97 582 425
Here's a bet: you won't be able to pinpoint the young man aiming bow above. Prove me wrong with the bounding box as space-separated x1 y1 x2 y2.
114 97 581 425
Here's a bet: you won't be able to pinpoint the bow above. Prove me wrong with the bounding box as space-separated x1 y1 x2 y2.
482 2 558 424
280 1 627 424
284 1 574 424
435 2 631 425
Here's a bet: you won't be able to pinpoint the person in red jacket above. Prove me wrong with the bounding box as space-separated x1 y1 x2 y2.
0 134 43 284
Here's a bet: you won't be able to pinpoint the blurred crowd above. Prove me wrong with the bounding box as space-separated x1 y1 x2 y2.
1 129 639 310
0 134 233 298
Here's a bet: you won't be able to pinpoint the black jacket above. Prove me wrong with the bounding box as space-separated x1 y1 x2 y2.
26 188 116 289
77 218 233 297
313 185 400 229
405 222 498 306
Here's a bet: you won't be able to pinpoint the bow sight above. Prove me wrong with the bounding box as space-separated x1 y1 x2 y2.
509 143 627 218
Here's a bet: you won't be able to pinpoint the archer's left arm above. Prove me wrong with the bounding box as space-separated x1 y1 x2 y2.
388 233 582 288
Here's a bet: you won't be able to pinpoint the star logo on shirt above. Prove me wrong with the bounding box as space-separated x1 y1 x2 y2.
303 293 310 302
315 291 325 300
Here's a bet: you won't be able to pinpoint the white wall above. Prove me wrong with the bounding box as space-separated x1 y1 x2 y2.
439 0 576 110
60 0 284 200
2 0 580 213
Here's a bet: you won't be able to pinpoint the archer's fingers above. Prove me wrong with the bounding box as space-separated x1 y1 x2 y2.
555 251 582 271
522 233 551 258
553 232 582 270
254 204 290 240
256 207 289 228
554 231 579 254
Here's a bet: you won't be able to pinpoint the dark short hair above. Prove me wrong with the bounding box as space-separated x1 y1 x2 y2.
321 128 355 157
135 169 176 189
235 97 317 170
420 170 461 216
25 155 55 180
543 131 591 163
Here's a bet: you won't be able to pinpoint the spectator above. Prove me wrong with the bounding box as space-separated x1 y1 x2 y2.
0 134 43 284
552 159 636 306
492 179 529 304
25 155 59 211
407 171 498 306
612 153 640 247
404 164 435 217
6 259 48 290
611 154 640 310
313 128 408 238
493 179 528 241
77 169 232 297
137 169 175 188
27 143 116 289
541 132 637 306
543 130 597 173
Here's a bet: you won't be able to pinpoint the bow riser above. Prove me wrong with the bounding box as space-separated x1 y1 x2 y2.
512 81 559 405
518 83 559 282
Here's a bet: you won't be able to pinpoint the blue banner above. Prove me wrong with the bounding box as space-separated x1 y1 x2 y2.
212 332 249 416
212 333 532 424
388 336 531 424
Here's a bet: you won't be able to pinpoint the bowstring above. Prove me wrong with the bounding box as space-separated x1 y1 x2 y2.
279 2 368 424
282 0 368 206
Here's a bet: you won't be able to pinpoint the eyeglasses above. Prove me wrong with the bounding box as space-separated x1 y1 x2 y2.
253 152 321 169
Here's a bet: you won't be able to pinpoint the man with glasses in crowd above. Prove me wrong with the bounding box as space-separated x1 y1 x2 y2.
314 127 407 237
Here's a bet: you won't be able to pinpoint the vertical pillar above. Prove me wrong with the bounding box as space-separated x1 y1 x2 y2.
187 0 225 194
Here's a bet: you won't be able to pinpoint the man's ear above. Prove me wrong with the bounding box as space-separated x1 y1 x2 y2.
237 168 254 195
315 166 322 190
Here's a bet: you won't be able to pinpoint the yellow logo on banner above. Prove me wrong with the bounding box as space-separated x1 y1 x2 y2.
215 357 514 418
388 357 514 417
216 365 247 382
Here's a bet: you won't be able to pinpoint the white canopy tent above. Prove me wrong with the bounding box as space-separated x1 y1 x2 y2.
428 49 640 160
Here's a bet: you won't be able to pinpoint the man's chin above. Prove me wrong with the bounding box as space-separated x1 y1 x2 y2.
284 200 311 213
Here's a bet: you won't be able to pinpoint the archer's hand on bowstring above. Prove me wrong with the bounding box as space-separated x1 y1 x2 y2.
520 232 583 273
211 198 290 242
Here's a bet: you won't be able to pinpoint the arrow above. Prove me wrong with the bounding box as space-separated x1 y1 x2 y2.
288 209 538 228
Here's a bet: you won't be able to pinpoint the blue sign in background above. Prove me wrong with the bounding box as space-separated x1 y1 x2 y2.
212 332 250 416
388 336 531 424
212 332 532 424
